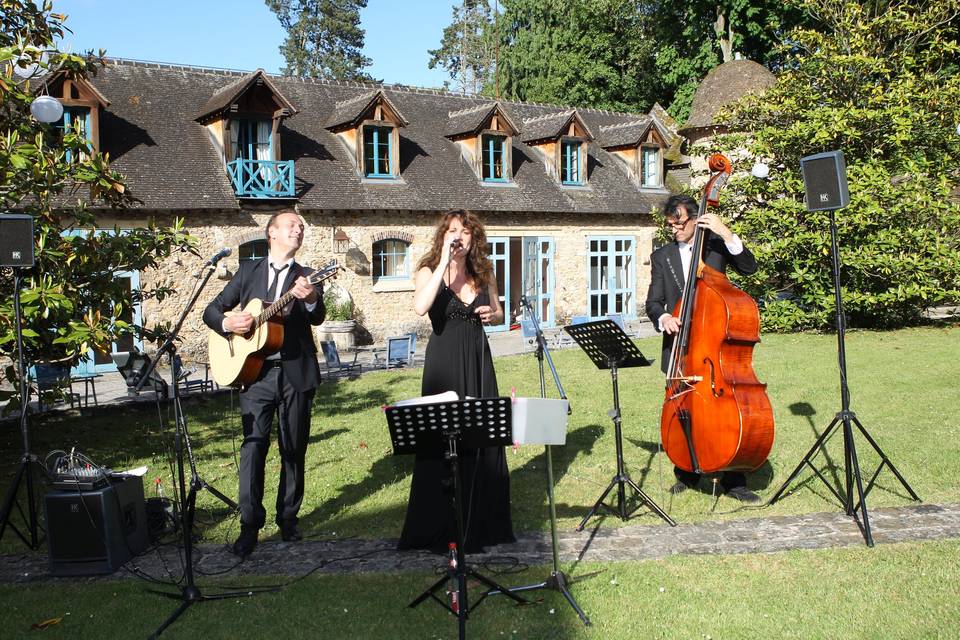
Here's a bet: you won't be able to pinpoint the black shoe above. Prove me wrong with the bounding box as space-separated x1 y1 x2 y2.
726 486 761 503
669 481 691 495
280 523 302 542
232 527 258 558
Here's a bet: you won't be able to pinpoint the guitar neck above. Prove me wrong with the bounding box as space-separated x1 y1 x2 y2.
251 263 337 329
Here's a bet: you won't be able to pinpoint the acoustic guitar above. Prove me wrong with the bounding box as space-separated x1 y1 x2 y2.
208 260 341 388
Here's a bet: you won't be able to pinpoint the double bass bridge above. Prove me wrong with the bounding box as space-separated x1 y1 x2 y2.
666 375 703 401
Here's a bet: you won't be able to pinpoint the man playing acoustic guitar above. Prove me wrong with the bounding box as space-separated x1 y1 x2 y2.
203 211 325 557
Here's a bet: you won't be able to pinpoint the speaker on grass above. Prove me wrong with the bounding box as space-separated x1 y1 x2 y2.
0 213 35 268
44 475 148 576
800 150 850 212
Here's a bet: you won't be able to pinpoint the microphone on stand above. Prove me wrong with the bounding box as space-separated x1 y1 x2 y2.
205 247 232 266
194 247 232 277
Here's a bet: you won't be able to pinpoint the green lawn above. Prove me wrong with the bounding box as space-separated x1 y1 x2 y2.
1 326 958 638
1 539 957 639
2 326 958 546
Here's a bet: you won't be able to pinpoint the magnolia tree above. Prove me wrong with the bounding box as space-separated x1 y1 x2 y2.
0 1 193 410
711 0 960 331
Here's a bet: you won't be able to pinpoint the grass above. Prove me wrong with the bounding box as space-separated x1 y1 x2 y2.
1 327 958 637
1 539 957 639
2 326 958 548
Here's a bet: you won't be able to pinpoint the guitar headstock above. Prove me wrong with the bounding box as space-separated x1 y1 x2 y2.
309 259 342 286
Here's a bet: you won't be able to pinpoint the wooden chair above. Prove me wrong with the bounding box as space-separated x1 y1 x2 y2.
319 340 362 377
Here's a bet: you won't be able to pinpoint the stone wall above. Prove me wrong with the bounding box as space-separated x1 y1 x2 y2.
106 207 658 362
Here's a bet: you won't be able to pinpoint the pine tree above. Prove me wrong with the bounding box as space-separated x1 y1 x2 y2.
266 0 373 80
428 0 496 94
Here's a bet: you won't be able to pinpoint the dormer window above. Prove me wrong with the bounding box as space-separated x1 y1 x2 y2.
481 134 508 182
641 145 661 187
561 139 584 185
521 109 594 187
363 124 395 179
40 71 109 162
597 110 677 190
326 90 409 183
445 102 519 185
195 69 298 199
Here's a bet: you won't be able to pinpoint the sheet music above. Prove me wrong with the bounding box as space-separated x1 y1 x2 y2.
390 390 460 407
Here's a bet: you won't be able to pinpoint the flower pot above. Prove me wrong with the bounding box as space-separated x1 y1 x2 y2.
317 320 356 352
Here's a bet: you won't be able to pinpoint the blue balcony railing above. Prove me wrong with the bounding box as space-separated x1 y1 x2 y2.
226 159 295 198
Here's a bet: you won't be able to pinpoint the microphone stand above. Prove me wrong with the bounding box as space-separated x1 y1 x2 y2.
136 261 266 638
493 295 590 625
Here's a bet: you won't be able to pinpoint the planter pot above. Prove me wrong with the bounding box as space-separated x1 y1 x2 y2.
317 320 356 352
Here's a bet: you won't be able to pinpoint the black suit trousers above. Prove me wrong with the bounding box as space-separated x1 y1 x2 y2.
238 365 315 529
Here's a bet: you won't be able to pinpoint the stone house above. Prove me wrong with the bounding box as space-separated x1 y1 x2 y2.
48 59 686 372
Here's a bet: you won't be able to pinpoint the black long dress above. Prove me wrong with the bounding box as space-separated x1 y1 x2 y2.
397 281 516 554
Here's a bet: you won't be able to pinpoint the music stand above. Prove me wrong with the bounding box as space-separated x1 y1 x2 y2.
386 397 528 640
566 320 676 530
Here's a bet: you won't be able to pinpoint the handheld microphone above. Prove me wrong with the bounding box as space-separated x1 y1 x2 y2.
449 239 462 250
205 247 232 266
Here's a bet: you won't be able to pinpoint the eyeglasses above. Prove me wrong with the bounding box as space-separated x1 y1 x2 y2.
666 216 691 228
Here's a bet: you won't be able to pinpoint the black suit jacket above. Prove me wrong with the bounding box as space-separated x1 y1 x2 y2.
203 258 326 392
644 234 758 373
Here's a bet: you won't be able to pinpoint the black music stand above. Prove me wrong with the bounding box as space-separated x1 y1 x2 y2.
386 397 528 640
566 320 676 530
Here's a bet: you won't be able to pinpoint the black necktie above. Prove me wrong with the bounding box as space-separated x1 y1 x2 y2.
267 264 286 302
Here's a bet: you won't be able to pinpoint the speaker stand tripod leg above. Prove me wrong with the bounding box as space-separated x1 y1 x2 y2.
850 414 920 501
767 414 841 505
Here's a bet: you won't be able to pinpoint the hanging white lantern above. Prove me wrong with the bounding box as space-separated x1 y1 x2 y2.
30 95 63 123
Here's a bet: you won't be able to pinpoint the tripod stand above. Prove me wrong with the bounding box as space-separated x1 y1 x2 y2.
0 268 43 550
387 397 527 640
567 320 676 530
489 295 590 624
768 209 919 546
137 262 258 639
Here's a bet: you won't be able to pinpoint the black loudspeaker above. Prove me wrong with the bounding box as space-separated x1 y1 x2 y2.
800 150 850 211
0 213 35 267
44 475 148 576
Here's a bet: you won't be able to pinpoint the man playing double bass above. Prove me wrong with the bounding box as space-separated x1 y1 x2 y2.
644 194 761 502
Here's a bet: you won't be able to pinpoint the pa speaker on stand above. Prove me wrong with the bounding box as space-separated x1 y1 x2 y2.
769 150 919 546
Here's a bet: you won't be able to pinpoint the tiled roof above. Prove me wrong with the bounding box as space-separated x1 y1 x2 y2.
90 59 672 215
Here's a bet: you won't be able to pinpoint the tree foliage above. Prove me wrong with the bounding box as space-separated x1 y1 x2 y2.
0 0 193 410
433 0 803 114
648 0 806 121
712 0 960 331
428 0 496 94
493 0 658 111
266 0 373 80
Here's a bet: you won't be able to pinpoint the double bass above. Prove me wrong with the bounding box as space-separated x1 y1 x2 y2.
660 153 774 475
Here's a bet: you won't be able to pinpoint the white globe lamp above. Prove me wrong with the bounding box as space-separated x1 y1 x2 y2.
30 95 63 123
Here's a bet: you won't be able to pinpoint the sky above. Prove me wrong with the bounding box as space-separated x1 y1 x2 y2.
53 0 461 89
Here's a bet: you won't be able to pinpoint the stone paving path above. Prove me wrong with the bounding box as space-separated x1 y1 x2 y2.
3 502 958 585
